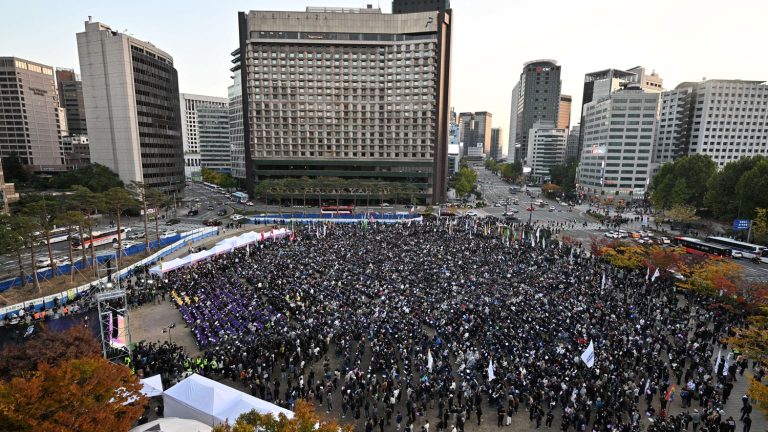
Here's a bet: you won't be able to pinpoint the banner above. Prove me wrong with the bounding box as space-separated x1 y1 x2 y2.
488 359 495 381
427 349 433 372
581 341 595 368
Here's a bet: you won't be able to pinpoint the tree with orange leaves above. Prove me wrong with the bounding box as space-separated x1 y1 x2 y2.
589 235 620 257
212 400 352 432
677 257 742 298
600 244 647 269
0 356 146 432
642 245 685 277
728 315 768 415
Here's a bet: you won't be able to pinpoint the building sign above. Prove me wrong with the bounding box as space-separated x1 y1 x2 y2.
733 219 750 231
591 145 607 155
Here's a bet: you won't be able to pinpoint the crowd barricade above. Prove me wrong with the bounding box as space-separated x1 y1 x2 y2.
251 212 423 225
0 227 218 320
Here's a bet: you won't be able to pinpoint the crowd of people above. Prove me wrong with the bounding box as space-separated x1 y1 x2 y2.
126 218 759 432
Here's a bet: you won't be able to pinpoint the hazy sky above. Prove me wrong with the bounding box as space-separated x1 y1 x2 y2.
3 0 767 145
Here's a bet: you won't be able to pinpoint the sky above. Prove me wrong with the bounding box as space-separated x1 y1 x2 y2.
3 0 767 146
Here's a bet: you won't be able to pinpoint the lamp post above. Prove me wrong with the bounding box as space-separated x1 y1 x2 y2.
163 322 176 344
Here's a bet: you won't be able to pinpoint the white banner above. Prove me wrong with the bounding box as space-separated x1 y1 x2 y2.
581 341 595 368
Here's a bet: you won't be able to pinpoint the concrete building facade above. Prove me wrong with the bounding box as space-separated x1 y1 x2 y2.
514 60 562 165
197 104 231 173
459 111 492 158
55 68 88 136
655 79 768 168
228 69 246 179
0 158 19 214
77 20 185 194
564 124 580 163
577 86 660 198
238 2 452 203
0 57 66 172
558 94 571 130
489 127 503 160
180 94 228 180
507 82 520 162
526 121 567 182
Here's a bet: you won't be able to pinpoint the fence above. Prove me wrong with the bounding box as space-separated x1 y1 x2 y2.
0 227 218 320
251 212 423 225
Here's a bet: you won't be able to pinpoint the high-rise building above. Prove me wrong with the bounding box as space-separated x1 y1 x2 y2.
180 94 228 180
526 121 567 181
0 159 19 214
558 94 571 130
514 60 562 164
564 125 580 163
198 104 231 173
507 82 520 162
77 20 185 194
0 57 65 172
61 135 90 169
55 68 88 136
458 112 492 157
489 127 503 160
655 79 768 168
229 68 245 180
577 85 660 198
237 2 452 203
578 67 663 155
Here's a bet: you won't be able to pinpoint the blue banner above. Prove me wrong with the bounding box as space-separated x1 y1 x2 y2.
733 219 750 230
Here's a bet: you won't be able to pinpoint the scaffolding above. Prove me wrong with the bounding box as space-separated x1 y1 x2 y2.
95 282 132 364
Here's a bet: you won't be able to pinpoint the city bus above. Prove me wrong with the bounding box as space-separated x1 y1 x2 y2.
34 227 73 245
673 236 732 257
231 191 248 204
72 227 131 250
705 236 767 259
320 205 355 215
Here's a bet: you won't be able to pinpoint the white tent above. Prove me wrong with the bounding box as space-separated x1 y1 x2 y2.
139 374 164 397
163 374 293 426
129 418 212 432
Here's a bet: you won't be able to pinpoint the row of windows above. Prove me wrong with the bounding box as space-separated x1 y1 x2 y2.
257 150 433 159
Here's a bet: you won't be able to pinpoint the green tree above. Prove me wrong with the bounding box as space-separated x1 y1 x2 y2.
70 187 104 274
12 215 42 292
735 159 768 219
49 163 123 192
549 160 578 194
103 187 137 265
705 155 765 220
54 210 84 283
0 214 26 286
1 155 31 184
451 166 478 198
22 197 62 276
651 154 716 210
666 203 700 228
753 208 768 244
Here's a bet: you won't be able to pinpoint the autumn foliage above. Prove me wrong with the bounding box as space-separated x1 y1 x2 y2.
729 316 768 414
212 400 352 432
600 244 646 269
0 324 147 432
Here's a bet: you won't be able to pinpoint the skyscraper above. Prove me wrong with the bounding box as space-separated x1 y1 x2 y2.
526 121 567 181
237 2 452 203
55 68 87 136
577 85 660 199
489 127 503 161
180 94 228 180
563 125 580 163
77 19 185 193
198 104 231 173
558 94 571 130
507 82 520 162
655 79 768 168
459 112 492 157
514 60 562 164
229 69 246 180
0 57 65 172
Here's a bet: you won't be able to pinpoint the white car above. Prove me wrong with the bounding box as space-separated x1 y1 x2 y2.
381 203 391 208
731 250 744 259
231 214 245 221
466 210 479 217
245 201 254 206
160 230 178 239
114 240 139 249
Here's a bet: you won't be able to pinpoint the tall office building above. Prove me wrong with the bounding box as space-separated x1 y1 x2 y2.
489 127 503 160
238 1 452 203
576 85 660 198
563 124 580 163
459 112 492 157
0 57 66 172
180 94 228 180
526 121 567 181
55 68 88 136
558 95 571 130
507 82 520 162
198 104 231 173
229 69 246 179
77 20 185 194
578 67 662 155
655 79 768 167
514 60 562 164
0 159 19 214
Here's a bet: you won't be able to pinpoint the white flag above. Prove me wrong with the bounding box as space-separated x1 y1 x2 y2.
651 268 660 282
488 359 495 381
601 272 606 290
645 267 650 281
714 349 722 372
581 341 595 368
723 352 731 376
427 349 433 372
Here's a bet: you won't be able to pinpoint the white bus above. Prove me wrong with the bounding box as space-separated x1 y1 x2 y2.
705 236 767 259
72 227 131 250
34 227 73 245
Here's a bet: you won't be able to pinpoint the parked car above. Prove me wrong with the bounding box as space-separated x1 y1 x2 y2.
160 230 178 238
231 214 245 221
466 210 479 217
245 201 254 206
203 219 222 226
127 231 146 240
166 218 181 225
548 206 555 212
114 240 139 249
217 209 227 216
207 205 215 210
187 209 199 216
731 250 744 259
381 203 391 208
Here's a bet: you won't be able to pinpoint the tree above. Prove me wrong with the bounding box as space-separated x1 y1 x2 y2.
71 186 104 274
728 315 768 415
600 244 647 269
642 246 685 277
677 257 742 298
650 155 716 210
451 166 478 198
22 197 62 276
501 161 523 181
705 156 765 220
0 214 25 287
752 208 768 244
1 155 31 184
665 204 700 228
0 357 146 432
49 163 123 192
13 215 42 292
549 161 578 194
145 187 169 249
541 183 562 198
103 187 137 266
0 325 101 379
735 158 768 219
212 400 352 432
54 210 85 282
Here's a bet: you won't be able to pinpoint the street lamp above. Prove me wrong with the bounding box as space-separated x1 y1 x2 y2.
162 322 176 344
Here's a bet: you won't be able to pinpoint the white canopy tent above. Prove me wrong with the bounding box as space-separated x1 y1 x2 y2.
149 229 290 275
139 374 164 397
129 418 212 432
163 374 293 426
